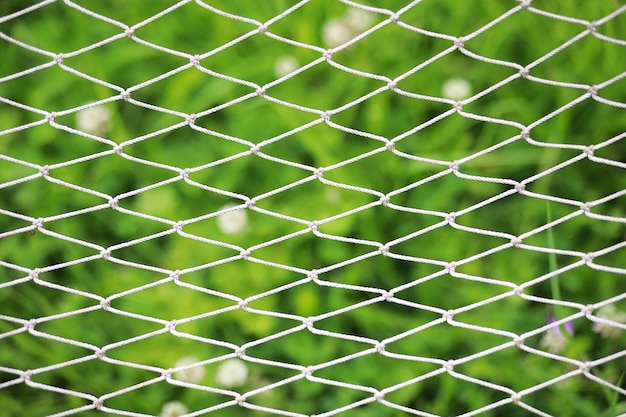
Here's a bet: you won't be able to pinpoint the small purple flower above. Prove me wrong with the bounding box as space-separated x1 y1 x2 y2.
540 315 573 354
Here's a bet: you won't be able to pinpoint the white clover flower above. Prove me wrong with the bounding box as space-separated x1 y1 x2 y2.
160 401 188 417
215 358 248 388
216 204 248 235
592 304 626 338
442 77 472 101
274 56 299 78
325 188 340 203
343 8 374 32
322 19 352 48
76 105 110 136
173 356 205 384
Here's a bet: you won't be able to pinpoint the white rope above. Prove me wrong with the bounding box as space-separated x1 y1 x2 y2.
1 1 625 417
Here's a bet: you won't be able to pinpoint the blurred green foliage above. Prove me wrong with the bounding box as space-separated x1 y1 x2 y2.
1 1 625 416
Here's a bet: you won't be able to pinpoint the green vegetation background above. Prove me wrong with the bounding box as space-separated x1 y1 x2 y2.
0 1 625 416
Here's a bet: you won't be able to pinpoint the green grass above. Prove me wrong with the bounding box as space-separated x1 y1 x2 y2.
1 1 625 416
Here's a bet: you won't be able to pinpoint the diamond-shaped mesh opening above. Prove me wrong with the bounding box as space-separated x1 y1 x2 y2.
2 1 625 417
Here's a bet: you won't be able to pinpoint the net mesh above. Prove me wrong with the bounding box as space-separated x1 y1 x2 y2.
1 1 625 416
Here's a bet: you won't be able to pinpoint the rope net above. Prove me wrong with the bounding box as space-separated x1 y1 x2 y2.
1 1 625 416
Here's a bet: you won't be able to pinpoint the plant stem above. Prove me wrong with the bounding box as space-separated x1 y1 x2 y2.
546 202 563 320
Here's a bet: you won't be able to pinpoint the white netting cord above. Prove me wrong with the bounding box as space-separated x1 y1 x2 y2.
1 1 625 417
